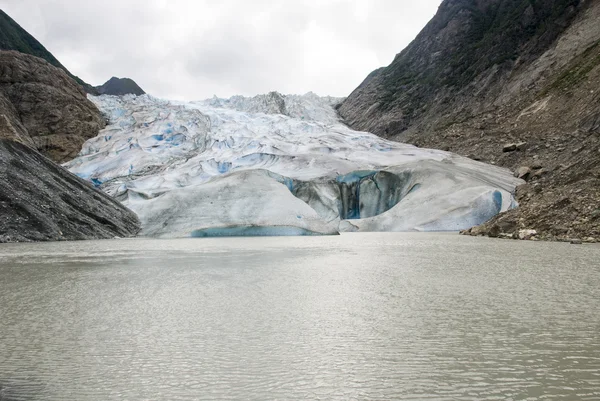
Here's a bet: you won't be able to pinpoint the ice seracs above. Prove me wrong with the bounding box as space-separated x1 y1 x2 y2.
65 92 523 238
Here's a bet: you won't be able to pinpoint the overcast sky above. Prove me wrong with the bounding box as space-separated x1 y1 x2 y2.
1 0 441 100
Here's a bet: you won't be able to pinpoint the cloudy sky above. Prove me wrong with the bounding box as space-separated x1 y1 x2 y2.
1 0 441 100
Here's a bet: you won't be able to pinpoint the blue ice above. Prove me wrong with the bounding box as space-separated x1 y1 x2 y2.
217 161 232 174
336 170 377 184
166 134 186 146
190 225 325 237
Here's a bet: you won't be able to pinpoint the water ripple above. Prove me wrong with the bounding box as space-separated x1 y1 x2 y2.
1 233 599 400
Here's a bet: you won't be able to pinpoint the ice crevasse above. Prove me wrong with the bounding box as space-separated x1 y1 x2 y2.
64 92 523 238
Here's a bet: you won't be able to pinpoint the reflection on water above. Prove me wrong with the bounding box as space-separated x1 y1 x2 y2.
0 233 599 400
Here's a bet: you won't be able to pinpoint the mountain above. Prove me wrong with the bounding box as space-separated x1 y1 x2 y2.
0 53 140 243
339 0 600 242
0 9 99 94
0 51 105 163
96 77 145 96
0 10 146 97
63 93 520 238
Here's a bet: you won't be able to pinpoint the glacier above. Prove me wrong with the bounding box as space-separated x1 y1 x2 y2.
64 91 523 238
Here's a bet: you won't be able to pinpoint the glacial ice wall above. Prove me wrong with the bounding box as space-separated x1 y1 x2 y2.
65 93 523 238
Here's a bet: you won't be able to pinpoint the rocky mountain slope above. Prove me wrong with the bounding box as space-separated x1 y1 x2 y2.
339 0 600 241
0 137 140 243
0 51 140 243
0 51 105 163
96 77 146 96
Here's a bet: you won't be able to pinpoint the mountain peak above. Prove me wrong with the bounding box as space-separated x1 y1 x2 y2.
96 77 146 96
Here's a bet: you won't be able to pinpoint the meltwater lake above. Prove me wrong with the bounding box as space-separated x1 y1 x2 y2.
0 233 599 400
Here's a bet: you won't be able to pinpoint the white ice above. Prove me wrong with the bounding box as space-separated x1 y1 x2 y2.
64 92 523 238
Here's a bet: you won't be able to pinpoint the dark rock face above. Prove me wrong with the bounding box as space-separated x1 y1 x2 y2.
0 51 105 163
0 138 140 243
340 0 600 241
0 10 98 94
339 0 588 138
0 96 31 146
96 77 146 96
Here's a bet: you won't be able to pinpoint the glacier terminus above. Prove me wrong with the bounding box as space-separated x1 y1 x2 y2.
64 92 523 238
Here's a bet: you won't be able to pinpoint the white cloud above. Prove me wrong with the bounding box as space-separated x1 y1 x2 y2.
0 0 442 100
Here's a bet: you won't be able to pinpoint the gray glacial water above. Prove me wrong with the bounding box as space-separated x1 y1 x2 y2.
0 233 599 400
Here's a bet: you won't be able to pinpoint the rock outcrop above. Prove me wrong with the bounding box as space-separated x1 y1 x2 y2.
339 0 600 241
96 77 145 96
0 51 105 163
0 138 140 243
